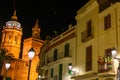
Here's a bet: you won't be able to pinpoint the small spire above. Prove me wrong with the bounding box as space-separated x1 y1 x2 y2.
13 10 16 16
35 19 39 27
11 10 17 21
32 18 41 39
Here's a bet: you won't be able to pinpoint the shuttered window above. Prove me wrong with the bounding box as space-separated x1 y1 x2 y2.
86 45 92 71
87 20 92 37
64 43 70 57
59 64 62 80
104 14 111 30
54 49 58 61
51 68 54 78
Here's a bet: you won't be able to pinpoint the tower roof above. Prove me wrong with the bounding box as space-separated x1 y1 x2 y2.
5 10 22 30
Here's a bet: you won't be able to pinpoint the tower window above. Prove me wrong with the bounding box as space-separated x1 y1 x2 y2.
15 35 18 44
8 35 12 43
2 33 5 43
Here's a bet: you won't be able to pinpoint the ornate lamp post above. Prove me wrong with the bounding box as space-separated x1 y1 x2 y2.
68 63 72 75
5 62 11 80
38 75 41 80
68 63 79 76
111 47 120 79
111 47 117 57
27 48 35 80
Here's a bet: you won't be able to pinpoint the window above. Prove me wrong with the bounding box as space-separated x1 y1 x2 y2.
45 70 48 78
2 33 5 43
86 45 92 71
51 68 54 78
64 43 70 57
54 49 58 61
87 20 92 37
59 64 62 80
104 14 111 30
8 35 12 43
15 35 18 44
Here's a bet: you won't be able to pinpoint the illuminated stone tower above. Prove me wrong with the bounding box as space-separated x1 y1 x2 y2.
22 19 44 80
1 10 22 58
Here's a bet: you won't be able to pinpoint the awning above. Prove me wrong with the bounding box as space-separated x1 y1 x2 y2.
71 72 98 80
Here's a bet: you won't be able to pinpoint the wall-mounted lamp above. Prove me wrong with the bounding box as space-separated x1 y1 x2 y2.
68 63 72 70
111 47 117 57
111 47 120 79
68 63 72 75
68 63 79 75
38 74 41 80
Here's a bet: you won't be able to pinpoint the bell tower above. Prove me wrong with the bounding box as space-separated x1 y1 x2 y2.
32 19 41 39
1 10 23 58
22 19 44 80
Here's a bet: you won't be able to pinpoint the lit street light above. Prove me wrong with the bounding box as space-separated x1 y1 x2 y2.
111 47 120 80
68 63 72 75
27 48 35 80
5 62 11 80
38 75 41 80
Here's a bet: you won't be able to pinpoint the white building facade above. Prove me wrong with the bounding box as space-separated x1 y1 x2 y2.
40 0 120 80
72 0 120 80
40 27 76 80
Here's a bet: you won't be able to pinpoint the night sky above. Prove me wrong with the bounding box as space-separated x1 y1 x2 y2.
0 0 88 40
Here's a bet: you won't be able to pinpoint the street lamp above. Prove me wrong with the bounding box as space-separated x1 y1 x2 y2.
111 47 117 57
38 75 41 80
5 62 11 80
111 47 120 79
27 48 35 80
68 63 79 76
68 63 72 75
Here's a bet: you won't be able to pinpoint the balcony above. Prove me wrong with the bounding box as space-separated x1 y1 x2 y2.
71 72 98 80
97 56 116 78
81 28 93 42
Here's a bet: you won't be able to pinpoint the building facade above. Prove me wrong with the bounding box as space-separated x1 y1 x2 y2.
40 0 120 80
0 11 44 80
40 26 76 80
73 0 120 80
